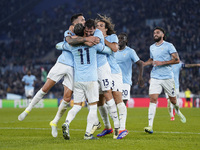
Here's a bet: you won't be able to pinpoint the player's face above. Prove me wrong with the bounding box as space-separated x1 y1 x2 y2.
153 29 164 42
27 71 31 76
74 16 86 26
118 34 127 46
84 26 95 37
97 21 107 35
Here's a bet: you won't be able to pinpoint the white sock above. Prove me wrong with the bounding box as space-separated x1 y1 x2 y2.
25 89 46 112
86 105 98 134
148 103 157 127
107 99 120 129
65 105 82 125
98 104 111 129
117 102 127 130
167 99 174 117
52 100 68 124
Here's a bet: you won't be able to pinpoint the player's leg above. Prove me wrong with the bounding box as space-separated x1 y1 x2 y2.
164 79 186 123
144 94 158 134
50 86 73 137
18 78 55 121
97 93 113 137
96 63 118 137
62 102 82 140
165 93 174 120
144 78 162 134
62 82 84 140
84 81 99 140
18 63 67 121
50 67 74 137
111 73 128 139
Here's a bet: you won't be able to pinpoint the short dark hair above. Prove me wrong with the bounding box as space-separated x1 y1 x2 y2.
71 13 83 24
154 27 166 40
74 23 85 36
85 19 96 29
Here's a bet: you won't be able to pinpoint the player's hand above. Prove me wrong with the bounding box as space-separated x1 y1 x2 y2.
84 42 94 47
138 77 144 87
86 36 100 45
153 61 163 67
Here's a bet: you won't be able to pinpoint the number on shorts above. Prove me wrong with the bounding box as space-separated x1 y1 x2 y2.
122 90 128 97
102 79 109 87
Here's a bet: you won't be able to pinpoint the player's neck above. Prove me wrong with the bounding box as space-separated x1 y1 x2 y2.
155 40 164 46
119 45 126 51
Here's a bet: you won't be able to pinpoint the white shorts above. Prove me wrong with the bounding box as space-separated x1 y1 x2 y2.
149 78 176 97
98 62 112 93
73 81 99 104
47 62 74 90
122 83 131 100
25 89 34 97
165 88 179 99
111 72 123 92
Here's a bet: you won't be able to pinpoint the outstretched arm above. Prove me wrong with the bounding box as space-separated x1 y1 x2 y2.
142 58 153 67
185 64 200 68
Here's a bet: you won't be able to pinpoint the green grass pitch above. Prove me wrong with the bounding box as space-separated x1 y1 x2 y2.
0 107 200 150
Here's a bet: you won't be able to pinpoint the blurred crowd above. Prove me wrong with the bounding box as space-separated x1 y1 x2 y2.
0 0 200 99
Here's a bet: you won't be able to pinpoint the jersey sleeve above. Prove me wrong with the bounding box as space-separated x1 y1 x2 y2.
63 42 72 51
56 42 65 50
109 34 119 43
64 30 74 38
94 29 105 45
130 49 140 63
97 45 113 54
169 43 177 54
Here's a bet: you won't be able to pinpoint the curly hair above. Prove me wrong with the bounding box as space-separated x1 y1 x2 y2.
96 14 116 35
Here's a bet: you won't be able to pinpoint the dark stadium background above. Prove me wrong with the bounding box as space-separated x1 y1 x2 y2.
0 0 199 99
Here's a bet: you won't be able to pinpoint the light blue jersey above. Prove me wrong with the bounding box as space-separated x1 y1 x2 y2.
22 75 36 90
115 46 140 85
172 62 184 89
62 42 104 82
95 29 107 68
150 41 177 79
56 30 74 67
105 34 121 74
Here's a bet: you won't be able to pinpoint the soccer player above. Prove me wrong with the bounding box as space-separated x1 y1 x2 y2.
18 13 98 138
57 20 117 140
96 15 128 139
58 18 120 139
115 33 144 105
59 20 112 140
22 70 36 103
166 62 200 120
143 27 186 134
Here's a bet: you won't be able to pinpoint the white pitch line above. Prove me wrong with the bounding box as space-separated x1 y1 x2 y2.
0 127 200 135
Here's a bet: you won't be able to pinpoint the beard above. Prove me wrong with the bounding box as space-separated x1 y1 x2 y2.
154 36 162 42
